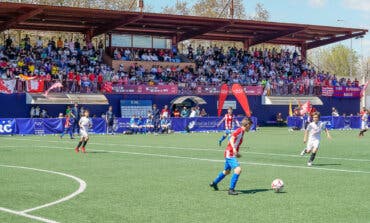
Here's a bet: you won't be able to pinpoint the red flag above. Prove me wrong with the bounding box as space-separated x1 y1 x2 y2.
361 81 369 98
217 84 229 117
44 82 63 96
0 79 16 94
103 82 113 93
300 101 311 116
231 84 251 117
26 79 44 93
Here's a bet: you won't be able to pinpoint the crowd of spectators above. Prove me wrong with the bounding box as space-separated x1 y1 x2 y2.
113 48 178 62
0 35 361 96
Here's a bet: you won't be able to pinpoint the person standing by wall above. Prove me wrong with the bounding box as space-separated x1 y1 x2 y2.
106 106 115 135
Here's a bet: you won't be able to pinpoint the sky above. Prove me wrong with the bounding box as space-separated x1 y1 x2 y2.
150 0 370 58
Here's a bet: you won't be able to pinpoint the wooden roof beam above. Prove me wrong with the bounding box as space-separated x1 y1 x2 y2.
0 8 43 32
93 14 143 37
250 27 306 46
178 21 231 41
307 31 366 49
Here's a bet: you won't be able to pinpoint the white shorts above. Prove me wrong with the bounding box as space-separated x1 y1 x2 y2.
361 121 368 130
306 139 320 152
80 129 88 138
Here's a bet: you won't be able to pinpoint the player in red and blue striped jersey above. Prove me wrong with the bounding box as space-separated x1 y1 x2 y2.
217 107 240 146
210 117 253 195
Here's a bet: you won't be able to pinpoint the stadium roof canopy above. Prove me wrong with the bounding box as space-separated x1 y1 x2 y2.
0 2 367 50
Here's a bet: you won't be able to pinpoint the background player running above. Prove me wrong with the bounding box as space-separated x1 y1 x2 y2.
359 108 369 137
75 110 92 153
217 107 240 146
300 112 332 166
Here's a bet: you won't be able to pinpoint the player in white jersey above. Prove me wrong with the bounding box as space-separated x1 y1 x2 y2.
300 112 331 166
75 110 92 153
359 108 369 137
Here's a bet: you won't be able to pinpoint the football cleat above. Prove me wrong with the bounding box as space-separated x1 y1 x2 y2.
228 189 238 195
209 182 219 191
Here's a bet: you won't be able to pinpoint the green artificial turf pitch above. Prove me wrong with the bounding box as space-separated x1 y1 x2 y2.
0 128 369 223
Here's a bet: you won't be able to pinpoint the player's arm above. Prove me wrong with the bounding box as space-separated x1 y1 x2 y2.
229 135 241 157
303 129 308 144
217 117 226 127
325 128 332 140
235 118 240 127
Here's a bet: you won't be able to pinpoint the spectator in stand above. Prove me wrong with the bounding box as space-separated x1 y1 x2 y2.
161 105 170 118
173 108 180 117
181 106 189 117
189 107 197 118
145 115 154 133
332 107 339 117
160 115 171 134
30 106 35 118
41 109 49 118
200 108 208 117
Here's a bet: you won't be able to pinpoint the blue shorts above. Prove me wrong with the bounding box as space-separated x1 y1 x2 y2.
224 158 240 171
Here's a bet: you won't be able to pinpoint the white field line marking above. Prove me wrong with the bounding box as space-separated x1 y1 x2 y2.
6 145 370 175
4 138 370 163
0 164 86 222
0 207 58 223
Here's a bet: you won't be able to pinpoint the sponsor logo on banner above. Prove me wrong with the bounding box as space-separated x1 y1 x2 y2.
196 86 263 95
112 84 178 94
321 86 334 97
0 119 14 134
333 86 361 98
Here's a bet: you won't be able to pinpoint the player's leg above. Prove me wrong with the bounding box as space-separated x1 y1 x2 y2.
218 129 230 146
75 137 84 153
68 127 74 139
228 159 241 195
210 160 231 190
81 136 89 153
60 128 66 138
307 141 319 166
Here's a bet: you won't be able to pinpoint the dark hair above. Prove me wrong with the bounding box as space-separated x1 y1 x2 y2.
241 117 253 127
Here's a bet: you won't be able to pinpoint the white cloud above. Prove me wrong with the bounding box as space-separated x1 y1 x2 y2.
343 0 370 12
308 0 326 8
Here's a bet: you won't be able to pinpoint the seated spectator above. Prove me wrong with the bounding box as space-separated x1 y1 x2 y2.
160 116 171 134
200 108 208 117
276 112 284 126
332 107 339 116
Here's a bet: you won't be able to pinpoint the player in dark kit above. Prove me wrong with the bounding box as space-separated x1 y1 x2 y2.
105 106 114 135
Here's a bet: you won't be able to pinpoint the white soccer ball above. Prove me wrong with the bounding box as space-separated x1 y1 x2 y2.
271 179 284 193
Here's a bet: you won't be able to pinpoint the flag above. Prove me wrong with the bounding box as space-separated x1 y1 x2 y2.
0 79 16 94
289 100 293 117
102 82 113 93
300 101 311 116
26 79 44 93
231 84 251 117
44 82 63 96
361 81 369 98
217 84 229 117
19 74 37 81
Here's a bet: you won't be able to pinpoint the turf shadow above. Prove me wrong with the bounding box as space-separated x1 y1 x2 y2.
313 163 341 166
86 151 109 154
237 188 271 194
